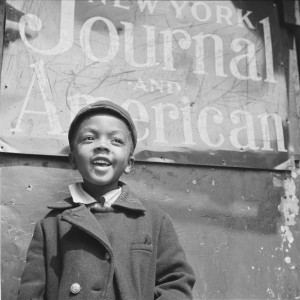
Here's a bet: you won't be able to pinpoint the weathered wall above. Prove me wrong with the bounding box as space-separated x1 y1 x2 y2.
1 1 300 299
1 153 300 300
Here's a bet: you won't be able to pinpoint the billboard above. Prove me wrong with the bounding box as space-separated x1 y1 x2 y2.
1 0 289 169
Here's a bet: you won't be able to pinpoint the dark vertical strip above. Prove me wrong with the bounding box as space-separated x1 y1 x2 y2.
0 0 5 86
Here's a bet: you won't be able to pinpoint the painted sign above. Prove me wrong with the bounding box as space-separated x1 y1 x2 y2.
1 0 289 169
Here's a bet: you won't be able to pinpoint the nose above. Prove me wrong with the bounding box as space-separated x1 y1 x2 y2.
94 138 110 153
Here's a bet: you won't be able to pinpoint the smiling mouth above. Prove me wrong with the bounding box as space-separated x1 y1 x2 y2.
93 158 112 167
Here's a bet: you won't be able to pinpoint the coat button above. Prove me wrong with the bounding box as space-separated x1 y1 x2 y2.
70 283 81 294
104 252 111 260
144 234 152 245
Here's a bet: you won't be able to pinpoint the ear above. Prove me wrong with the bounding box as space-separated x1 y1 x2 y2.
124 156 135 174
69 153 77 170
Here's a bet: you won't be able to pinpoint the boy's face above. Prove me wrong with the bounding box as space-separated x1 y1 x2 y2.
69 113 135 195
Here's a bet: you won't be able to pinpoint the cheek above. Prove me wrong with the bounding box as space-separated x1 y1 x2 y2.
73 152 89 168
76 155 88 167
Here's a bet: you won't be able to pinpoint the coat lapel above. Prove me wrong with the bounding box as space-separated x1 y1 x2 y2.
112 183 146 212
49 183 146 253
61 204 113 252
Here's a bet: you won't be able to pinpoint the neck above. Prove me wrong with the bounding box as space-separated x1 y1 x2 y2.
82 182 119 201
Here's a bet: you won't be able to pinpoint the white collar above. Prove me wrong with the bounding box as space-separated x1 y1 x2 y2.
69 182 122 207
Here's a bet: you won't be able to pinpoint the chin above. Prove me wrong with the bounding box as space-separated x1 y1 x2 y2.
91 178 117 187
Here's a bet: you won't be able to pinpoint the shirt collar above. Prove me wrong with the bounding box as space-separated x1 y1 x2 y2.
69 182 121 207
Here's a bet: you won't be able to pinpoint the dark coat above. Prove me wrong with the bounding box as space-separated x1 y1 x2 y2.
18 183 195 300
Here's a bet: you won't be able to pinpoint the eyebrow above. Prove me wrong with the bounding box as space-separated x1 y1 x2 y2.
77 127 98 135
109 130 127 136
78 128 127 137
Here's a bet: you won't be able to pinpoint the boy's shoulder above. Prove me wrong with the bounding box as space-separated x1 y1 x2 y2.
126 186 168 220
39 197 79 220
31 197 79 229
47 197 77 210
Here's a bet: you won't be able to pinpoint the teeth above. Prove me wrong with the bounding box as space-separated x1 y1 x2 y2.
94 159 111 166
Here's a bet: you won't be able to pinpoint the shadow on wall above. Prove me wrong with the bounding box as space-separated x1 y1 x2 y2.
127 161 285 235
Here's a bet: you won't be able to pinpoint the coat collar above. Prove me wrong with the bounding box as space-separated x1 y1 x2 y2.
46 183 146 256
47 182 146 213
60 204 113 252
111 182 146 212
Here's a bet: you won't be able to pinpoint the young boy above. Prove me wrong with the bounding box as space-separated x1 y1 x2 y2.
18 100 195 300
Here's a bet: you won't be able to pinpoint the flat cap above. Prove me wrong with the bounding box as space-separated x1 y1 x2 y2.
68 100 137 150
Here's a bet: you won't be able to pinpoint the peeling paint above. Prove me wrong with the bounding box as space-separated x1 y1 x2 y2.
278 178 299 242
272 176 282 187
266 287 275 298
278 167 299 268
280 225 294 244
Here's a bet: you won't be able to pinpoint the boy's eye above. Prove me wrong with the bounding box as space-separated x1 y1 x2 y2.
111 137 124 145
82 136 95 142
